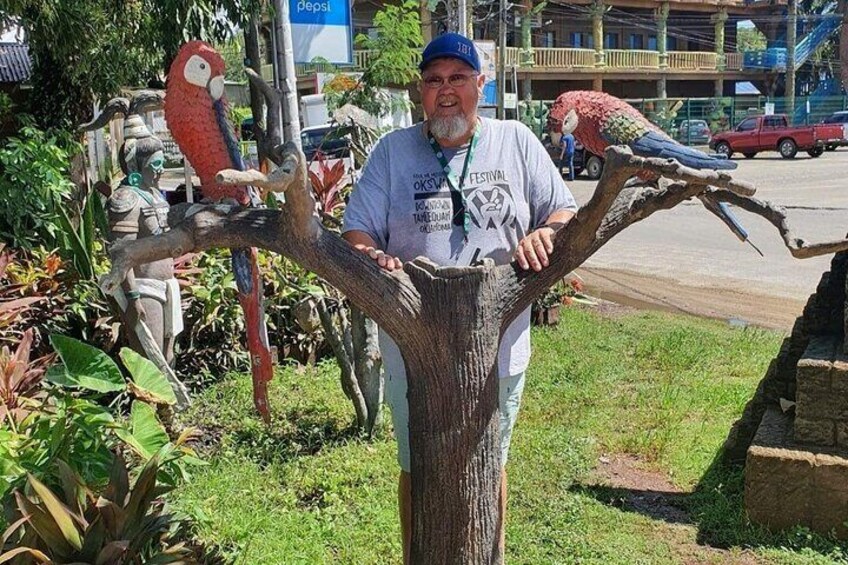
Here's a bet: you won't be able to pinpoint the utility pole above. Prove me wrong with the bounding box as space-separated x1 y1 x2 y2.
786 0 797 125
273 0 302 148
497 0 507 118
457 0 468 36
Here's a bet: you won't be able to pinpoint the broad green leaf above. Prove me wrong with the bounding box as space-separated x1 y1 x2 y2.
114 401 169 460
120 348 177 406
27 474 83 551
45 335 125 393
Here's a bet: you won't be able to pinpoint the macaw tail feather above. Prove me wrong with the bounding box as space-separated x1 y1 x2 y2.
698 194 762 256
232 247 274 423
631 131 738 171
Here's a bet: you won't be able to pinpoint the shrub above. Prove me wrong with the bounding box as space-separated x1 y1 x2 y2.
1 450 195 564
175 249 330 384
0 122 78 251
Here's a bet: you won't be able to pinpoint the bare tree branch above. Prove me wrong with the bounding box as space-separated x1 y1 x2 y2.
705 188 848 259
316 297 368 428
498 147 748 324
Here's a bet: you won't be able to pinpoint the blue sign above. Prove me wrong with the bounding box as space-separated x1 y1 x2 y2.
290 0 353 64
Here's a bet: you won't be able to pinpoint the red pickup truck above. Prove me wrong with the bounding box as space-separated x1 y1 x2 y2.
709 114 844 159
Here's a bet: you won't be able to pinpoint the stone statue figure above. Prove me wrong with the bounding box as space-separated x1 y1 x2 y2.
80 93 190 406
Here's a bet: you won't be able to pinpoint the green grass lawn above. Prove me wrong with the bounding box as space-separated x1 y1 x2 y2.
172 307 848 564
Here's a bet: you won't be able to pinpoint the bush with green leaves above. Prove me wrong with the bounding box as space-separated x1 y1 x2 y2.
0 335 202 503
0 122 79 251
175 249 330 382
323 0 422 119
1 447 196 564
1 246 114 358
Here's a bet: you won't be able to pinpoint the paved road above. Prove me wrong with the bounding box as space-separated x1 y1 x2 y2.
566 148 848 328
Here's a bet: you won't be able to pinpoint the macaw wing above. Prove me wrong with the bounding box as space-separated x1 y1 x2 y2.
599 112 652 147
630 131 737 171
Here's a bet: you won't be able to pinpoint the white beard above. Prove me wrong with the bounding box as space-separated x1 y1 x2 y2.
429 114 472 142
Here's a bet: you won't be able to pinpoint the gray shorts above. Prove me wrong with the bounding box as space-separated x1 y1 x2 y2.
384 372 527 473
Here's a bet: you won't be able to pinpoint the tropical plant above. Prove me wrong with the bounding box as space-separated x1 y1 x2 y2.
533 272 595 312
0 328 53 424
324 0 422 119
0 335 200 499
0 449 195 564
1 243 116 358
54 185 109 282
308 153 350 220
0 124 77 251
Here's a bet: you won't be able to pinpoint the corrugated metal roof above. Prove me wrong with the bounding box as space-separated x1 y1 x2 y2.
0 43 31 83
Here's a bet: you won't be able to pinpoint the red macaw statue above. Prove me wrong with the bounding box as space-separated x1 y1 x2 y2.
549 91 759 253
164 41 273 422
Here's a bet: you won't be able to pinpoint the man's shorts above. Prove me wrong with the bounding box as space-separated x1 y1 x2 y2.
384 372 527 473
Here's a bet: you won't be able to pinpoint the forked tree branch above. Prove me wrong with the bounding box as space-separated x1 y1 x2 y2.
103 144 848 346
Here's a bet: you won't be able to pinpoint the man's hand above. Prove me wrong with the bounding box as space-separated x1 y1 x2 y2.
353 244 403 272
515 226 556 272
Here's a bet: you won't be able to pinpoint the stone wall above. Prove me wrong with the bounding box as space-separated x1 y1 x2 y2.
723 250 848 463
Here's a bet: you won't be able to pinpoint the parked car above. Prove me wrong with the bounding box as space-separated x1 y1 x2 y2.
820 111 848 150
709 114 844 159
301 124 351 161
674 119 711 145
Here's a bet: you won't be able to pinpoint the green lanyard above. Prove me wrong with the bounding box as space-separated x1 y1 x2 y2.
426 124 479 238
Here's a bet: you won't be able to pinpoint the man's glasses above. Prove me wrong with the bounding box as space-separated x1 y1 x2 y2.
422 73 478 89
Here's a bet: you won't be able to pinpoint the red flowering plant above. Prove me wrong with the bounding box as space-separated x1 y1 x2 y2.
535 271 595 309
308 152 352 226
0 328 54 423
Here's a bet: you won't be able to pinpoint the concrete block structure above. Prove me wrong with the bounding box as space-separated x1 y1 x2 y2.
725 250 848 538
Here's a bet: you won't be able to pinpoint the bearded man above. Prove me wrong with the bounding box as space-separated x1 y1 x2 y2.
342 32 577 562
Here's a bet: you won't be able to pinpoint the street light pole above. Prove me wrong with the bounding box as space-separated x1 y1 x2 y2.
273 0 302 148
457 0 468 36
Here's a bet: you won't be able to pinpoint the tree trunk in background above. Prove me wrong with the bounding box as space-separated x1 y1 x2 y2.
244 18 270 167
351 306 383 436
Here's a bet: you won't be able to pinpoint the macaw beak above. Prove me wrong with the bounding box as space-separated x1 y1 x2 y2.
561 109 579 136
208 75 225 101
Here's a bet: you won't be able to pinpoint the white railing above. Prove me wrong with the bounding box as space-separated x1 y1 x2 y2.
281 49 747 77
725 52 743 71
535 48 595 68
606 49 659 69
668 51 717 70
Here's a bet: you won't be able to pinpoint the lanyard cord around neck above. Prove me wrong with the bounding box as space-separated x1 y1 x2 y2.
426 123 480 239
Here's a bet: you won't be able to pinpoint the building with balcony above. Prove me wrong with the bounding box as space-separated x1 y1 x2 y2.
349 0 795 100
255 0 843 106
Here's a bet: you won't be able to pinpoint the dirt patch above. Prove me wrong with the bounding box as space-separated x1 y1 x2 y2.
590 453 690 524
579 267 804 332
588 454 762 565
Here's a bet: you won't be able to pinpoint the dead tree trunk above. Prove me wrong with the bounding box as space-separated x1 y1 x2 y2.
350 306 383 435
102 144 848 564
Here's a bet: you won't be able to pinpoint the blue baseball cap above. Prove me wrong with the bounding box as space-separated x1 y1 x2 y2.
419 33 480 73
